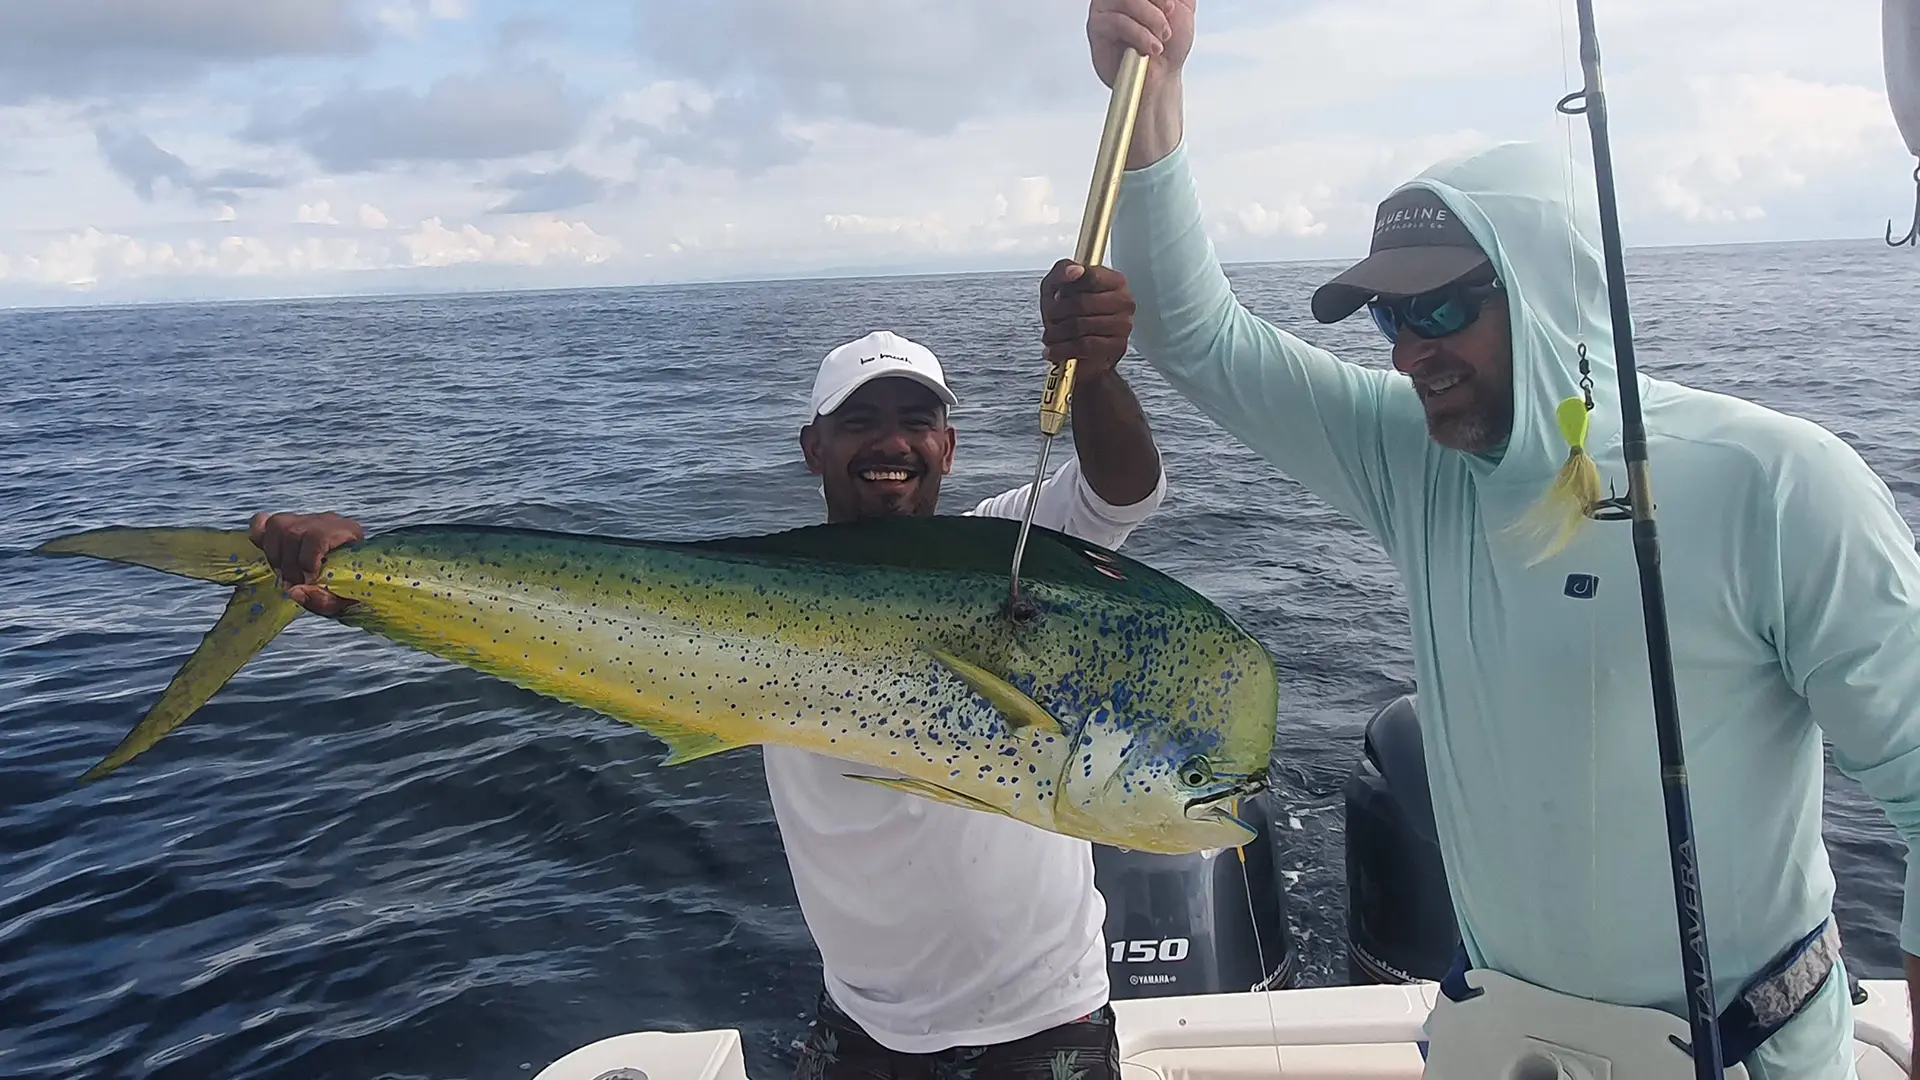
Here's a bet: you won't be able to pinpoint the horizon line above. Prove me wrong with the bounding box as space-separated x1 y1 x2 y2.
0 233 1883 316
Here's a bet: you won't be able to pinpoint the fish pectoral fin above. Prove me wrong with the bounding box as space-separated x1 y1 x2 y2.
655 728 749 767
926 649 1064 735
841 774 1011 817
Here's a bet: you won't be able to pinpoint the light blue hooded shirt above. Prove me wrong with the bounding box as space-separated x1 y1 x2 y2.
1110 140 1920 1075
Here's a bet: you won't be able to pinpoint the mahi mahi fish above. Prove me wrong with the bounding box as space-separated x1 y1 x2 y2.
33 514 1279 854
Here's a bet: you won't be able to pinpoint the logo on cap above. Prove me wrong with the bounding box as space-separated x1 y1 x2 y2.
1374 205 1451 236
1369 190 1477 251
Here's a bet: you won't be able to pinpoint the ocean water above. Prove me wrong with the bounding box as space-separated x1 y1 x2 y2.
2 237 1917 1080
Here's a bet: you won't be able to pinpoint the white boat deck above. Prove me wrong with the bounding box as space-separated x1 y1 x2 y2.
532 978 1914 1079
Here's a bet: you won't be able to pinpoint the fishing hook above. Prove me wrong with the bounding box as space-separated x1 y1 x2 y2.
1887 163 1920 247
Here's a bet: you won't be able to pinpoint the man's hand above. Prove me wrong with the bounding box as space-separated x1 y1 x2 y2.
1087 0 1194 89
1087 0 1195 170
249 511 364 616
1036 258 1160 507
1040 258 1137 383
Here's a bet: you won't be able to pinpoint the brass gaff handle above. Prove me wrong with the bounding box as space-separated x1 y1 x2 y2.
1039 46 1150 438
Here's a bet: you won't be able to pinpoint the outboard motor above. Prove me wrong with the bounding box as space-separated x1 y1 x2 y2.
1343 693 1461 984
1093 787 1296 1000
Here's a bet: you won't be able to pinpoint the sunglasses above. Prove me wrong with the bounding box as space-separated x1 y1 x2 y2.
1367 279 1503 344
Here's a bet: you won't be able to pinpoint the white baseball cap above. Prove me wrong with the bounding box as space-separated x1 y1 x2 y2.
808 329 958 419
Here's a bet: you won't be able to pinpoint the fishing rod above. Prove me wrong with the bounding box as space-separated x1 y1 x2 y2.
1557 1 1724 1076
1008 46 1151 607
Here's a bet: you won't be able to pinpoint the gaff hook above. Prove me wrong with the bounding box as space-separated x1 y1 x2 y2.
1886 163 1920 247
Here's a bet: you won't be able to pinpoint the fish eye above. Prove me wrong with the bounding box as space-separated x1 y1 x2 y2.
1178 756 1213 788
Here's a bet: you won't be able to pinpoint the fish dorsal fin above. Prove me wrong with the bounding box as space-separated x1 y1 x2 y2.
673 515 1203 607
375 516 1213 610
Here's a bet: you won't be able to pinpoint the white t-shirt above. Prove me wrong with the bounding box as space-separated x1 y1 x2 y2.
762 456 1168 1054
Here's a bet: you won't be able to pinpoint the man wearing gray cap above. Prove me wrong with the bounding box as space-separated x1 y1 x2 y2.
1072 1 1920 1077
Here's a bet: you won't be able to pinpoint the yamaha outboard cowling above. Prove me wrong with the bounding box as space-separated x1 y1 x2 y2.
1093 787 1296 999
1343 693 1461 984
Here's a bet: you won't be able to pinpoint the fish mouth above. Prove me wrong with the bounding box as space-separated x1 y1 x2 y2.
1184 780 1263 832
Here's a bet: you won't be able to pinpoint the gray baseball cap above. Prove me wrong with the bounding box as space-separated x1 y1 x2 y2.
1310 186 1493 324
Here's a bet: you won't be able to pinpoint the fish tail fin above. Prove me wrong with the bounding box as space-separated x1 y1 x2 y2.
34 526 273 585
33 527 302 782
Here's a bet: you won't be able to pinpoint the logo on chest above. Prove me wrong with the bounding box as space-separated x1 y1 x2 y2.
1563 573 1600 600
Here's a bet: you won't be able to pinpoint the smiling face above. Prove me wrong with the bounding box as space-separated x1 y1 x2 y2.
801 376 957 522
1310 183 1522 455
1388 290 1515 453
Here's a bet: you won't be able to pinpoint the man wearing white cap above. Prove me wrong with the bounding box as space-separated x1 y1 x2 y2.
771 258 1166 1080
240 258 1167 1079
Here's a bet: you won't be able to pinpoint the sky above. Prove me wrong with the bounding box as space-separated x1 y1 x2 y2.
0 0 1911 307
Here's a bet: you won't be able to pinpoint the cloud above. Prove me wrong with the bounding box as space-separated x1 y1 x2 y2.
243 62 588 173
93 126 196 201
400 216 619 267
1147 0 1907 255
0 213 619 292
809 174 1077 261
376 0 473 35
0 0 1910 306
1232 201 1328 240
992 177 1062 230
617 88 814 177
629 0 1092 168
297 200 340 225
812 173 1073 264
493 16 552 54
0 0 370 103
489 166 609 214
93 125 283 205
1626 73 1898 227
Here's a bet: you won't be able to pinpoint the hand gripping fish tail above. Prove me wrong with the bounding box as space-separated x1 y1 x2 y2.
32 515 1282 857
35 526 301 783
